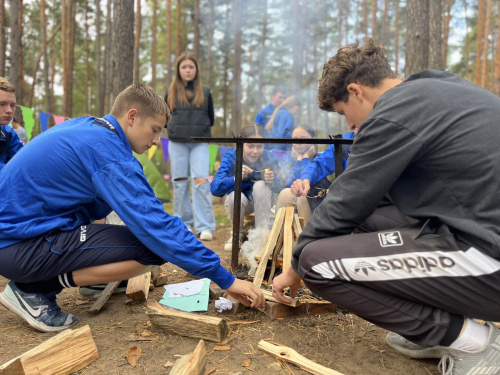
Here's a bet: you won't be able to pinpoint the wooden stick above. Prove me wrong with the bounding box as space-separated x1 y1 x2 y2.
253 207 286 287
146 300 229 342
0 325 99 374
169 339 206 375
268 219 285 283
282 205 295 273
292 213 303 239
88 280 121 315
258 340 344 375
262 290 299 307
126 272 151 301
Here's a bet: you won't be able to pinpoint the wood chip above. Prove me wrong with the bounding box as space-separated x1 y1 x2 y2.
227 320 260 326
242 358 251 367
212 346 231 351
163 360 174 368
126 346 142 367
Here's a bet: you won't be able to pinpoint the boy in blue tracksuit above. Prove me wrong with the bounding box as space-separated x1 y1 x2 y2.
290 131 355 197
254 87 285 135
0 77 23 171
0 84 264 333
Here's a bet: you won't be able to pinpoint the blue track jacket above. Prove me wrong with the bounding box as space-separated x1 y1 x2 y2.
267 108 294 150
0 125 23 171
0 115 234 289
301 131 355 185
210 149 283 198
254 104 275 135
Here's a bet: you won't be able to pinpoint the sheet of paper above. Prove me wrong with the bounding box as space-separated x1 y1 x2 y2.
163 278 206 298
160 278 211 312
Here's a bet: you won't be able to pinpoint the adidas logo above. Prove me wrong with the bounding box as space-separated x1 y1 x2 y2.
378 231 403 247
354 261 377 275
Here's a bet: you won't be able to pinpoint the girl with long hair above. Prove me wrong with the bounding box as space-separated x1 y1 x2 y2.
165 53 215 241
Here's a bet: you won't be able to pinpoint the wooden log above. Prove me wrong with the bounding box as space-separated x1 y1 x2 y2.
255 256 283 268
293 213 303 238
262 290 299 307
253 207 286 287
169 339 206 375
88 280 121 315
154 273 168 286
126 272 151 301
0 325 99 375
258 340 344 375
282 205 295 273
146 300 229 342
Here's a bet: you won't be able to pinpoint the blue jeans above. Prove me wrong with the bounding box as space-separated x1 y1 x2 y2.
169 141 216 233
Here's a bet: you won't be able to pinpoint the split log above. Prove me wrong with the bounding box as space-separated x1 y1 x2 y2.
253 207 286 287
126 272 151 301
88 280 121 315
258 340 343 375
282 205 295 273
292 213 303 238
255 256 283 268
146 300 229 342
169 339 206 375
0 325 98 375
262 289 299 307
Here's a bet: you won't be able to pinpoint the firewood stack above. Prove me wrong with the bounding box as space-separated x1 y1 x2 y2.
252 202 303 289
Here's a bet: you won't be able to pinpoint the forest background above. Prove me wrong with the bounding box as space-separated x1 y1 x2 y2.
0 0 498 139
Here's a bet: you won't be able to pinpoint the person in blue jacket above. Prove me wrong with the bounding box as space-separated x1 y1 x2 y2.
0 83 265 333
0 77 23 171
290 130 355 198
265 96 301 150
254 87 285 135
210 125 283 251
275 125 332 225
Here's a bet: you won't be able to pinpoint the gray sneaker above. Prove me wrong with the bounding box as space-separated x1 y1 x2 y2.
0 281 78 332
386 332 447 359
438 322 500 375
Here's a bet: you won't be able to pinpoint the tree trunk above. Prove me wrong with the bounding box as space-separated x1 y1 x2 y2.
442 0 452 66
104 0 113 112
395 0 400 73
232 0 242 134
193 0 199 58
85 0 90 113
363 0 369 38
475 0 486 85
206 0 214 88
134 0 141 84
8 0 20 95
463 0 471 79
62 0 67 110
291 0 302 96
151 0 157 89
257 0 267 110
17 0 23 103
405 0 429 77
222 4 231 136
0 0 5 77
166 0 172 85
96 0 104 116
480 0 492 88
382 0 389 46
494 0 500 95
371 0 377 40
111 0 134 101
428 0 443 70
338 0 343 48
176 0 181 57
344 0 349 46
41 0 52 112
64 0 76 117
323 0 327 62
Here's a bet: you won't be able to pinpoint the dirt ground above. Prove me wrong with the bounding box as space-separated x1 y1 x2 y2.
0 202 441 375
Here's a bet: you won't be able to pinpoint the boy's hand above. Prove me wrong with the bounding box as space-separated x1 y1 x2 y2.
272 267 302 304
226 279 265 308
290 179 311 197
264 169 274 184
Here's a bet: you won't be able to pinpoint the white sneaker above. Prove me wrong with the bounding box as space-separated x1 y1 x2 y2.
224 234 233 251
386 332 447 359
200 230 213 241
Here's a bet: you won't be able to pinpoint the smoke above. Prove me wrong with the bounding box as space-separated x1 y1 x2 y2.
240 217 272 275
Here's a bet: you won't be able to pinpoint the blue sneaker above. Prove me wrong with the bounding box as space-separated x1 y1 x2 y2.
0 281 78 332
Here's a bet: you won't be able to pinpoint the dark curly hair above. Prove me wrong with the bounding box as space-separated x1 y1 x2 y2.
318 38 398 112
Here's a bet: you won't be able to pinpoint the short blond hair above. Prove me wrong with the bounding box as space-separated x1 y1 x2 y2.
0 77 15 93
111 83 170 123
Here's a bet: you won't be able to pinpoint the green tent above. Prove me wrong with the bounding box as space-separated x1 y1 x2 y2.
134 153 171 202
